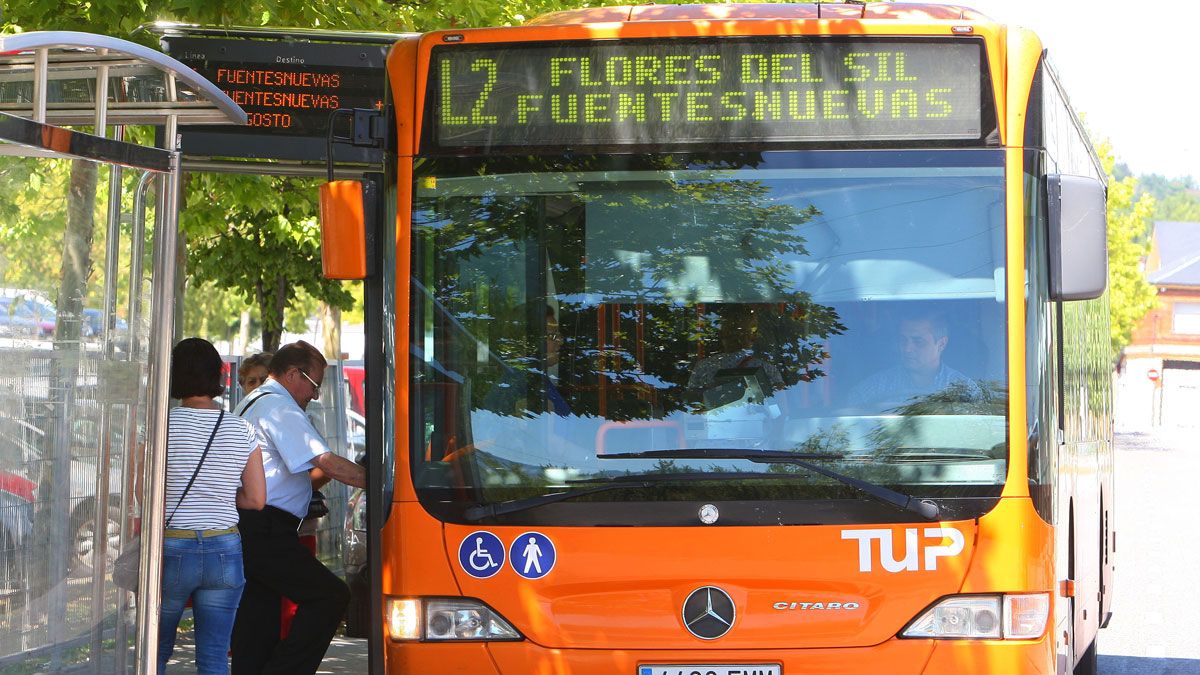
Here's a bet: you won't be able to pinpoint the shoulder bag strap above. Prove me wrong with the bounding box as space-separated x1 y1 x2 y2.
237 390 277 416
166 409 225 529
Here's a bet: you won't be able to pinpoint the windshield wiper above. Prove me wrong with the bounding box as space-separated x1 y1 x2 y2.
465 468 824 521
600 448 939 520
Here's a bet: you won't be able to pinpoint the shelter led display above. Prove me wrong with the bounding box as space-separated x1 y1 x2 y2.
165 37 388 162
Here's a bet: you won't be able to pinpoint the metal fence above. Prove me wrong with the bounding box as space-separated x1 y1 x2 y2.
0 342 147 673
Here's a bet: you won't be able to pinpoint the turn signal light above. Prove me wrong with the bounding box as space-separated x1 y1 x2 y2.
386 598 421 640
902 593 1049 640
1004 593 1051 639
386 597 522 642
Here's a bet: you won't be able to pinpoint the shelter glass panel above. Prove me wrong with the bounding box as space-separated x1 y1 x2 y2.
0 152 154 672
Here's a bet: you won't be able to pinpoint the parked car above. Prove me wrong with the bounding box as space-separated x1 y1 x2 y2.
0 290 56 339
0 298 39 338
344 363 365 416
0 401 124 577
0 470 35 590
81 308 129 341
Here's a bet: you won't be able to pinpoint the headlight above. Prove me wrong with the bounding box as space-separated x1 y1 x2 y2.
386 597 522 642
903 596 1001 639
902 593 1049 640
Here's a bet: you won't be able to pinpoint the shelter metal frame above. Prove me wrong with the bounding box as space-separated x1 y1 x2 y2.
0 30 245 675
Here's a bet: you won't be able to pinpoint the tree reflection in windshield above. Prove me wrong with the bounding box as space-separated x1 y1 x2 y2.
415 153 844 426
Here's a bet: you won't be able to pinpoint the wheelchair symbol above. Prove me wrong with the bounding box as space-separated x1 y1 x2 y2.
458 531 504 579
470 537 500 571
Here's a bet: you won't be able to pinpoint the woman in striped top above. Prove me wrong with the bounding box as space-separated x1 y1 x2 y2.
159 338 266 675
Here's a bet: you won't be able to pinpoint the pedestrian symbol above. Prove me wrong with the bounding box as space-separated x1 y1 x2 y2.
509 531 556 579
458 531 504 579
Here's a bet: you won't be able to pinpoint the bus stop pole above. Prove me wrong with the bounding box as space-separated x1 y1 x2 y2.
115 168 153 674
134 118 180 675
89 62 121 667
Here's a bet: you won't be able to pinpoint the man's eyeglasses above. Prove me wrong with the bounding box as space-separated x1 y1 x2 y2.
298 369 322 399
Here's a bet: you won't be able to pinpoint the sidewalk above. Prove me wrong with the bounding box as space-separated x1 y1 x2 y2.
164 630 367 673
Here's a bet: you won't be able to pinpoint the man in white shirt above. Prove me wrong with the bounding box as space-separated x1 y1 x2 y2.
230 341 366 674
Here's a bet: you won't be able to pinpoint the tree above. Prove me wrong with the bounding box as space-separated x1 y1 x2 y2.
1096 140 1157 354
1136 173 1200 221
182 173 353 351
0 158 72 289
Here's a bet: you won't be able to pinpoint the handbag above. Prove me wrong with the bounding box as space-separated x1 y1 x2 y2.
112 535 141 591
113 411 225 592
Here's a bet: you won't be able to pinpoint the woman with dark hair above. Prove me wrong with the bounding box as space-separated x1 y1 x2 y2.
159 337 266 675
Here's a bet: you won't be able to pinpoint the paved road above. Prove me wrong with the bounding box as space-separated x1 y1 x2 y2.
164 634 366 673
1098 431 1200 674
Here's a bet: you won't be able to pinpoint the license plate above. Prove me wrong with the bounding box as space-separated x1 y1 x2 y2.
638 666 781 675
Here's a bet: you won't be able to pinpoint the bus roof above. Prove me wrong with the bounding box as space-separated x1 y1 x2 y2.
524 3 992 26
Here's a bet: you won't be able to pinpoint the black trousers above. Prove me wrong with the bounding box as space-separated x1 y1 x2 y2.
231 506 350 675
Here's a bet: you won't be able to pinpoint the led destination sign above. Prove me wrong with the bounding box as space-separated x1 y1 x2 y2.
170 38 385 136
208 67 350 132
432 39 986 148
164 36 388 161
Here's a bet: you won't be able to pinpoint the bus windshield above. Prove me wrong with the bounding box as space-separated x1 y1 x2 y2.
411 149 1008 525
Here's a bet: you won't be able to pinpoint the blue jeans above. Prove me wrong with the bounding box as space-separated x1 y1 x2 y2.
158 532 246 675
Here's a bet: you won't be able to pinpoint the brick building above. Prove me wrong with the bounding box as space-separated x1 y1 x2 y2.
1117 221 1200 428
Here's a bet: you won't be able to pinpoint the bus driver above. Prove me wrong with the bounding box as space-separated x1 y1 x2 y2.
847 313 981 408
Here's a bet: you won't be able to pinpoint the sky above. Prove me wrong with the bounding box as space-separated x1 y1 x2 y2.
935 0 1199 180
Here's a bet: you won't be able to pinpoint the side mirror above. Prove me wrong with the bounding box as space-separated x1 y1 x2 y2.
1047 174 1108 301
318 180 366 280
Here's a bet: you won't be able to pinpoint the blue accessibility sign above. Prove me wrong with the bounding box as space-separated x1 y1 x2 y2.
509 531 556 580
458 531 505 579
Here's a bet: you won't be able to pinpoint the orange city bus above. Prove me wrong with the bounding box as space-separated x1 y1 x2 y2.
323 3 1115 673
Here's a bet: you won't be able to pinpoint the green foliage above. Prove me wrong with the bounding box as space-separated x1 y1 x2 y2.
0 158 68 290
1138 173 1192 198
1095 140 1157 354
1136 173 1200 221
0 158 142 318
404 0 626 32
182 280 255 342
2 0 403 40
1154 192 1200 222
182 173 353 351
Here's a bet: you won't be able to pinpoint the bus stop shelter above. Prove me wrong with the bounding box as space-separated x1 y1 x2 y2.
0 30 244 673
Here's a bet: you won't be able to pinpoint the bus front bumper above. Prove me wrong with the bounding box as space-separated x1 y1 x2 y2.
385 633 1054 674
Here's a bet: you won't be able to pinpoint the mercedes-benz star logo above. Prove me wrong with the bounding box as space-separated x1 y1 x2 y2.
682 586 736 640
